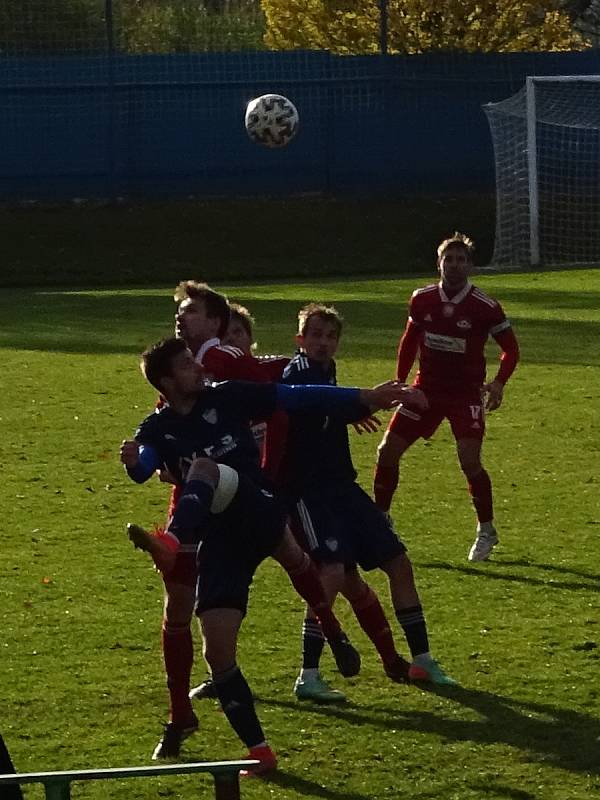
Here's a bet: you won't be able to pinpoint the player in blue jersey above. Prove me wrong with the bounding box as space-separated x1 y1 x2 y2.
121 336 415 773
279 303 457 688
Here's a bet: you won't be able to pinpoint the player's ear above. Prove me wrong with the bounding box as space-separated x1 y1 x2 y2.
295 333 304 349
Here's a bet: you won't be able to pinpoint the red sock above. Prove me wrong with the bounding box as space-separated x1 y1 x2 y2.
468 468 494 524
162 620 194 724
351 588 399 667
373 463 399 512
286 556 342 641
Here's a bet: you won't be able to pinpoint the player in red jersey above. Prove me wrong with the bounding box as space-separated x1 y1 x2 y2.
373 232 520 562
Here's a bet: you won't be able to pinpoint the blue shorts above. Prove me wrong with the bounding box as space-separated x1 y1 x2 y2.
289 482 406 571
194 474 286 615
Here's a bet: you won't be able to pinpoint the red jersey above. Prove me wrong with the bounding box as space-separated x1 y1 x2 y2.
397 281 515 395
196 337 288 383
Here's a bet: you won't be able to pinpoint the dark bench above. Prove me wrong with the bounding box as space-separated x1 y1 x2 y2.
0 759 259 800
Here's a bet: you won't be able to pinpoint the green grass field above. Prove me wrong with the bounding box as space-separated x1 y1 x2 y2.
2 268 599 800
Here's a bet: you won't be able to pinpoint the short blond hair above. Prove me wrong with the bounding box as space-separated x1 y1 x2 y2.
437 231 475 260
297 302 343 337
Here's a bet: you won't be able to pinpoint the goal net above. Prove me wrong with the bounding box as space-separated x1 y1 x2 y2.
484 76 600 269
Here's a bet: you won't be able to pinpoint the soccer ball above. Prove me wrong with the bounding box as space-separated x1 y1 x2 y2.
244 94 299 149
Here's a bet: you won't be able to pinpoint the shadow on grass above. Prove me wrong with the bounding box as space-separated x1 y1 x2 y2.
0 290 599 370
263 770 372 800
418 559 600 592
260 687 600 776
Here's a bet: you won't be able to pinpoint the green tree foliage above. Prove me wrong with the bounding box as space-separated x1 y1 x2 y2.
262 0 590 54
120 0 266 53
0 0 107 54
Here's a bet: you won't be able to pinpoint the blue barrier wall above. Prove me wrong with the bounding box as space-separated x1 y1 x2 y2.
1 49 600 200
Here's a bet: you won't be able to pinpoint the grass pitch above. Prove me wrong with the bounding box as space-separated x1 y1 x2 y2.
1 269 599 799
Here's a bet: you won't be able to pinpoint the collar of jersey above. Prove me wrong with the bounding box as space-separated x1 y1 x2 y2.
196 337 220 364
438 280 472 305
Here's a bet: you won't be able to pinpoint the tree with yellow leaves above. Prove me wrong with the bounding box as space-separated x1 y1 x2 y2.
262 0 590 54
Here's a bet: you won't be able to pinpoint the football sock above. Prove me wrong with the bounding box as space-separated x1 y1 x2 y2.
468 468 494 524
373 463 399 512
285 553 342 641
213 665 265 749
395 605 430 658
351 588 399 666
167 479 214 545
300 616 326 670
162 620 194 724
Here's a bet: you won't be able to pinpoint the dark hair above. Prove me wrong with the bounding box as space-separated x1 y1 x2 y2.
141 337 187 392
297 302 343 337
173 280 231 339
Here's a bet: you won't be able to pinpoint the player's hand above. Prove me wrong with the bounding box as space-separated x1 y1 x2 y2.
483 379 504 411
157 467 177 485
352 415 382 435
361 380 407 410
399 386 429 411
120 439 140 467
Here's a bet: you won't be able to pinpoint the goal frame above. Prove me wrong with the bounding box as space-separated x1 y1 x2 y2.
525 74 600 267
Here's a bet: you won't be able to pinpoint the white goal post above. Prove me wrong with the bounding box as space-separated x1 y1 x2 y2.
484 75 600 269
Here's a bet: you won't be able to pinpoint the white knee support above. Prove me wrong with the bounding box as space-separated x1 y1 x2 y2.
210 464 239 513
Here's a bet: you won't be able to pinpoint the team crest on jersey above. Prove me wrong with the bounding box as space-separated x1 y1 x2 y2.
456 319 472 329
442 304 454 318
202 408 218 425
325 537 339 552
424 313 432 322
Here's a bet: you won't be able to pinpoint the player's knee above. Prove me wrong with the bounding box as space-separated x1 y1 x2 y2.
382 552 414 582
187 457 220 486
377 434 406 464
342 572 372 607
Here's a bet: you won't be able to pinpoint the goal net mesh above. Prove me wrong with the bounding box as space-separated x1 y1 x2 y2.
484 77 600 268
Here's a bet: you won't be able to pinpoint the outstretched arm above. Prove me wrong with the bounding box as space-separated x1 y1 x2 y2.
274 381 427 415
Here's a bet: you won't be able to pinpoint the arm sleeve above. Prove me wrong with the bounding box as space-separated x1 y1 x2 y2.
492 327 520 385
396 318 420 382
125 444 161 483
275 383 361 412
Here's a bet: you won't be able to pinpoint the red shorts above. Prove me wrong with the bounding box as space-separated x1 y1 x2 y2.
388 390 485 444
162 547 198 588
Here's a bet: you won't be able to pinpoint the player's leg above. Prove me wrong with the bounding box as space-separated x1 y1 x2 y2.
272 526 361 678
127 461 238 572
0 733 24 800
152 573 199 760
199 607 276 776
348 485 456 686
193 517 278 776
340 567 410 683
294 562 347 703
373 427 412 514
379 552 456 685
449 398 497 561
374 399 439 515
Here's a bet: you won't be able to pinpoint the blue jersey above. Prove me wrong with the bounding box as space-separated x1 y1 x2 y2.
135 381 278 487
280 352 368 495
